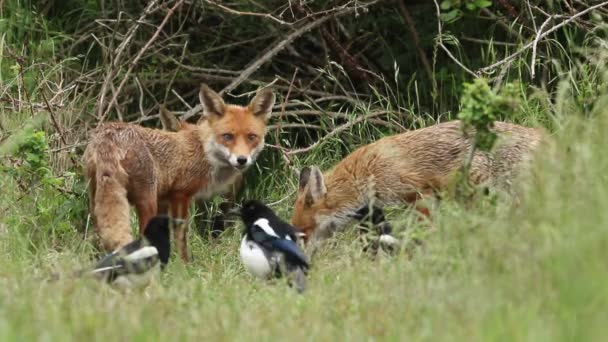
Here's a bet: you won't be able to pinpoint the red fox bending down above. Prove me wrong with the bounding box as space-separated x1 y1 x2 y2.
84 84 275 261
291 120 544 242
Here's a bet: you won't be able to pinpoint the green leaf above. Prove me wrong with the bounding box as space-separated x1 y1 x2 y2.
25 152 40 163
440 0 453 10
440 9 462 23
475 0 492 8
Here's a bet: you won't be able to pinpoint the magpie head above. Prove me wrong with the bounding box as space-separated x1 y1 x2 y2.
143 216 180 266
349 204 386 225
349 204 395 238
232 200 277 228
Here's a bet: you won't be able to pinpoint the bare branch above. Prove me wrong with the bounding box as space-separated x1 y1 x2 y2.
96 1 159 119
220 0 380 96
283 111 397 155
274 68 299 165
479 1 608 75
98 0 185 124
203 0 291 26
40 87 79 166
531 15 554 79
432 0 478 78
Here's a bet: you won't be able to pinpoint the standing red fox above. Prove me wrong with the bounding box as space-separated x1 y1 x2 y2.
291 120 544 242
84 84 275 261
158 106 243 238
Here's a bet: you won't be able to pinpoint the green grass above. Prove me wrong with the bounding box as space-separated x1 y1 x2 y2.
1 2 607 340
0 107 607 341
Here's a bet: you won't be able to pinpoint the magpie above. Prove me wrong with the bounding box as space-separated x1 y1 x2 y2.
230 200 310 293
348 204 399 251
89 215 180 289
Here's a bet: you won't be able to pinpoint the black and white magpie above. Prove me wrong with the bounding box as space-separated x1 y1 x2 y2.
89 215 179 289
349 204 399 251
230 200 310 293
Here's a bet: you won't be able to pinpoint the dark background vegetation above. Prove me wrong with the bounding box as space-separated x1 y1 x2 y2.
0 0 608 240
0 0 606 240
3 1 603 130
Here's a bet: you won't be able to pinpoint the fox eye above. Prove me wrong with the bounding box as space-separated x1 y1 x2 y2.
247 133 257 141
222 133 234 141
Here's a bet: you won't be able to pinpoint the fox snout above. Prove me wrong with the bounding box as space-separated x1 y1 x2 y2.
206 139 262 170
199 84 274 172
229 154 252 169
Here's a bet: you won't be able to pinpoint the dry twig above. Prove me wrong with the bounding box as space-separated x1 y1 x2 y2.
203 0 291 26
220 0 380 96
275 68 298 165
432 0 477 78
39 85 79 166
96 0 159 119
98 0 185 124
531 15 555 79
265 110 398 156
479 1 608 75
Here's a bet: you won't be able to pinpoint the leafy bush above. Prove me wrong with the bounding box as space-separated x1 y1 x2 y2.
0 129 87 248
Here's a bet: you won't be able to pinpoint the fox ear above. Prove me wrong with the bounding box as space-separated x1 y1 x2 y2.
298 166 312 190
199 84 225 119
248 87 275 122
159 105 182 132
302 166 326 205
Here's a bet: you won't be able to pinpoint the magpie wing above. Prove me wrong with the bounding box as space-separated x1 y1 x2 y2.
270 238 309 268
93 251 121 271
93 238 145 270
250 220 308 267
91 242 159 282
90 252 126 281
117 246 160 275
251 219 299 245
251 229 272 244
91 256 159 282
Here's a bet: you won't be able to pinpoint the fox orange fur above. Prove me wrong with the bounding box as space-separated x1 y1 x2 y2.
84 84 275 261
158 106 243 237
291 120 544 242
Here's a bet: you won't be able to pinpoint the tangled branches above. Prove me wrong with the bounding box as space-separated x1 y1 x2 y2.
3 0 606 169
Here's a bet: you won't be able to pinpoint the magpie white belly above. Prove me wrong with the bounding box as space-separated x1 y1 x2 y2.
239 236 273 279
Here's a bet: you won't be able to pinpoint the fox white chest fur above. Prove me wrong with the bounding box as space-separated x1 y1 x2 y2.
195 166 242 200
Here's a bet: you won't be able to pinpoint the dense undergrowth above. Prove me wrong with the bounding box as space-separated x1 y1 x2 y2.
1 1 607 340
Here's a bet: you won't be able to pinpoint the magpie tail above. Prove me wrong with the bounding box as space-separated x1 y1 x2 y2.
290 267 307 294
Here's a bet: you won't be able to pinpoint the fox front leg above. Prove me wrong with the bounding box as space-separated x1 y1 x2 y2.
170 196 192 263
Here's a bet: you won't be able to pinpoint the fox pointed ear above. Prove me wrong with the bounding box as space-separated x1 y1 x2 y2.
248 87 275 122
302 166 326 205
159 105 182 132
199 84 225 119
298 166 312 190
